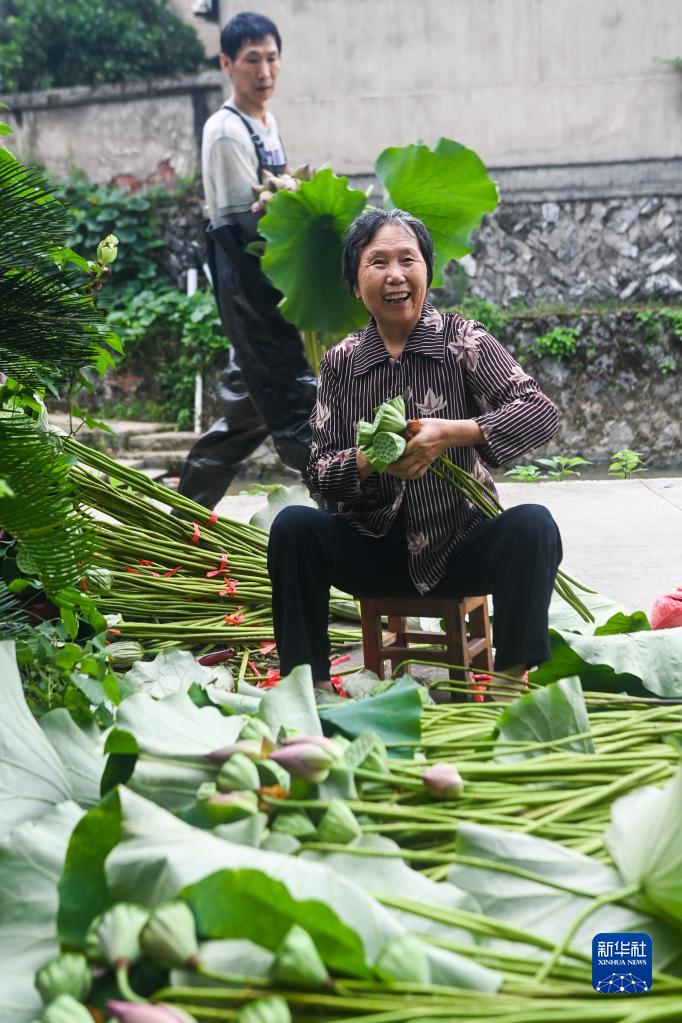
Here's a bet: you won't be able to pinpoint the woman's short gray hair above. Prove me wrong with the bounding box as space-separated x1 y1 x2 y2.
341 209 434 292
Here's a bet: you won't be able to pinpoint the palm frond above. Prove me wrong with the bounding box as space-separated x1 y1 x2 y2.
0 266 109 385
0 147 73 267
0 579 31 640
0 410 93 596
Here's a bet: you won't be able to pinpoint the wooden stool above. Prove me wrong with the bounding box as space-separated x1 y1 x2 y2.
358 594 493 687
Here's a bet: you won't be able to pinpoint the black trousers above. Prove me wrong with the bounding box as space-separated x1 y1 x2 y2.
267 504 562 681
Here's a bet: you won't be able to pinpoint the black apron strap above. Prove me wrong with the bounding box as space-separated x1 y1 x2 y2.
222 103 266 179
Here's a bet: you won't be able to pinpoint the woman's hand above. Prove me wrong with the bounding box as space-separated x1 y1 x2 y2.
387 418 485 479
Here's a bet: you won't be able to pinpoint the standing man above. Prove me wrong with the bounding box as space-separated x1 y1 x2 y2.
176 11 316 509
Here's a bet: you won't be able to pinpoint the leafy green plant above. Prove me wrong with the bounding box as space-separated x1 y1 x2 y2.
107 284 224 428
455 297 510 339
15 621 126 725
0 0 205 93
608 449 646 479
503 465 544 483
532 326 580 359
534 455 591 480
660 357 677 374
259 138 499 345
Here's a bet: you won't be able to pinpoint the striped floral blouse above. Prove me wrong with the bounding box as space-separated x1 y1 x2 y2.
308 304 559 593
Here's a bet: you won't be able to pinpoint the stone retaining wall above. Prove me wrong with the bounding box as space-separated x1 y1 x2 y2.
490 310 680 466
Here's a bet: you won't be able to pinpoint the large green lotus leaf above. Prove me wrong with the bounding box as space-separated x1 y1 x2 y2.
124 648 234 700
450 823 682 971
39 710 105 807
259 167 368 333
375 138 499 286
257 663 322 737
0 801 83 1023
546 588 625 634
111 692 245 810
57 789 121 948
493 677 594 763
171 938 274 988
302 833 479 944
318 675 421 752
0 640 73 839
104 787 400 975
605 768 682 928
531 627 682 697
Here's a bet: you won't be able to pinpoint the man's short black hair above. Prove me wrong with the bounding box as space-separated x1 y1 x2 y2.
221 11 282 60
341 209 434 293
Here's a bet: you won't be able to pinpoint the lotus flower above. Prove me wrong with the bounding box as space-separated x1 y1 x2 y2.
107 1002 198 1023
206 739 266 764
269 742 336 782
280 735 341 755
421 763 464 799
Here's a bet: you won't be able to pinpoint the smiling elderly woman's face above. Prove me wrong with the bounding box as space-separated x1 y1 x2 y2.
355 223 428 331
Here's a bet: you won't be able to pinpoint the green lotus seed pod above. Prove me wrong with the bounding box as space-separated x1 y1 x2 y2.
255 759 291 789
375 934 431 984
356 419 375 447
140 901 199 970
217 753 261 792
35 953 91 1004
270 810 316 838
240 718 274 743
85 902 149 967
270 925 328 989
196 781 218 801
237 996 292 1023
40 994 93 1023
373 396 407 434
363 734 389 774
315 799 361 845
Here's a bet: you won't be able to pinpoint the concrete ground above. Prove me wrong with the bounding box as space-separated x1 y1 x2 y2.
216 477 682 614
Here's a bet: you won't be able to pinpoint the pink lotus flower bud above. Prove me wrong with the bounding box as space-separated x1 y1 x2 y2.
107 1001 198 1023
421 764 464 800
206 739 265 764
280 735 341 755
269 742 335 783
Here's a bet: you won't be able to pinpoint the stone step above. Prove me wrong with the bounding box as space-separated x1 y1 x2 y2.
49 413 176 450
127 430 199 452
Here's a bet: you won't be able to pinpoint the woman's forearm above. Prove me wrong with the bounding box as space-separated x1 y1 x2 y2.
440 418 485 448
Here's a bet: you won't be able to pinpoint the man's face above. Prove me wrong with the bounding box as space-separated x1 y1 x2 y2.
221 35 281 106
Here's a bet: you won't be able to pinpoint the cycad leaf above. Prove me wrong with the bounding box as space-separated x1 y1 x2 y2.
0 266 109 386
0 153 113 385
375 137 499 286
0 412 93 595
0 581 31 641
0 151 72 267
259 168 368 334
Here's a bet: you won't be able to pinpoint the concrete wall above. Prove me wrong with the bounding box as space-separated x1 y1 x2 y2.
2 0 680 186
1 74 223 185
234 0 682 174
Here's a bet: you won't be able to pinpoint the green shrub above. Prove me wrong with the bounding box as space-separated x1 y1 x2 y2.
453 297 510 339
107 284 224 429
532 326 580 359
0 0 205 93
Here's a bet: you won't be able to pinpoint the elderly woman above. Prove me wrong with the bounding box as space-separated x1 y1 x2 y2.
268 209 562 692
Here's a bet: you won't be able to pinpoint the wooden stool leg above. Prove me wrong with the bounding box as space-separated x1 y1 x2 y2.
387 614 407 677
469 600 494 673
443 603 468 685
360 599 385 680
